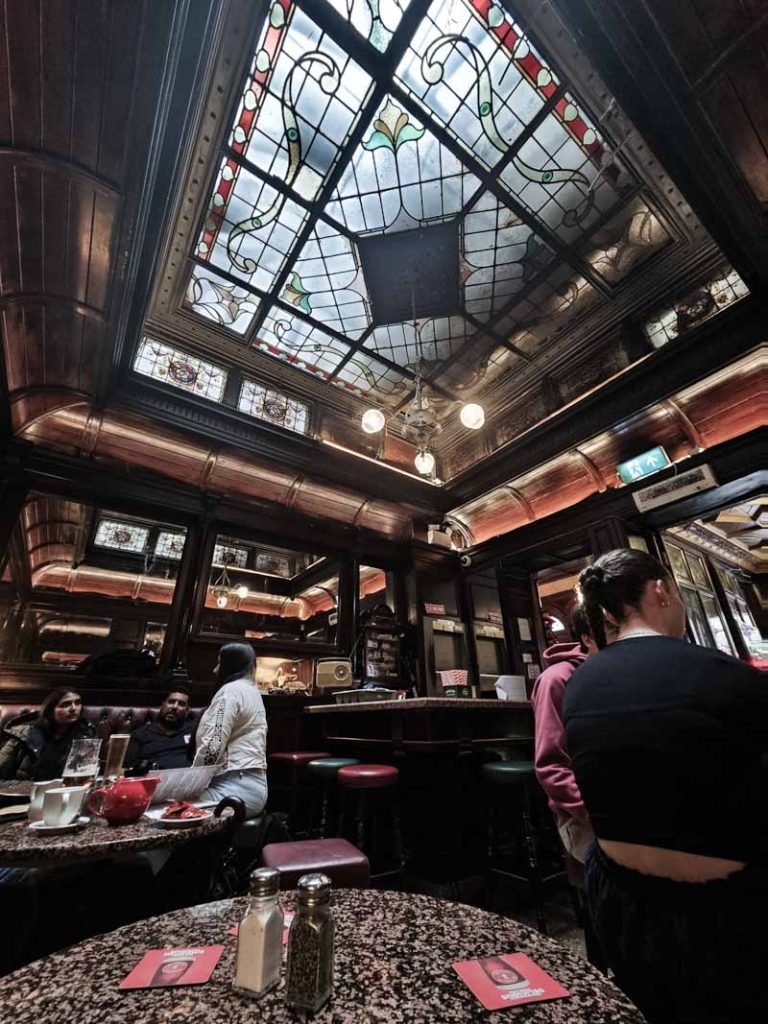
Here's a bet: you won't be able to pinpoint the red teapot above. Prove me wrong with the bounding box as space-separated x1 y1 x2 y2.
88 776 160 826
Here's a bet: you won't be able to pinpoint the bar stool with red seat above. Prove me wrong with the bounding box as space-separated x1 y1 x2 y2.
268 751 331 836
336 763 405 886
261 837 370 889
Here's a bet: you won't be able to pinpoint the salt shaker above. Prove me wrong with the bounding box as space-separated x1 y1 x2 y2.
284 872 334 1013
234 867 283 999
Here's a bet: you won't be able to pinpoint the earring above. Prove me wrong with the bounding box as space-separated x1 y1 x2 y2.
661 601 669 607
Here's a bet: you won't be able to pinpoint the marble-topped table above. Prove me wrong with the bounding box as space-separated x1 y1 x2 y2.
0 889 645 1023
0 812 229 868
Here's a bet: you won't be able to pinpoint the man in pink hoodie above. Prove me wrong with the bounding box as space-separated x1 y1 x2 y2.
531 605 600 863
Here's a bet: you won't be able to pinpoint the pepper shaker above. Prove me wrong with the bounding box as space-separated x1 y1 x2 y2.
284 872 334 1013
234 867 283 999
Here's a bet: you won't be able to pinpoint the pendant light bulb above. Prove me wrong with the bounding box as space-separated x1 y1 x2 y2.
415 449 435 476
235 585 249 600
216 594 228 609
361 408 386 434
460 402 485 429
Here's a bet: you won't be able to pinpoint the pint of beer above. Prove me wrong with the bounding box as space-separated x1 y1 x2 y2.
63 738 102 787
104 734 131 779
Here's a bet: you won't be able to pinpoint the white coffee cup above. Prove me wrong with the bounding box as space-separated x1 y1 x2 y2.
42 786 88 827
28 778 64 823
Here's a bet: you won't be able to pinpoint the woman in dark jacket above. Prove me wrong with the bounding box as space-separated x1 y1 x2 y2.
0 687 95 780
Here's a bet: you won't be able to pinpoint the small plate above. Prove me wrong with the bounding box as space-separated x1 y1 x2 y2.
28 816 90 836
144 808 214 829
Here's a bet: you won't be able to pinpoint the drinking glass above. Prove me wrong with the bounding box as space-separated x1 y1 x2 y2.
63 738 102 787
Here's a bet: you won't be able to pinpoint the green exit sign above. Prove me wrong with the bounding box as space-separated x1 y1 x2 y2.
617 446 671 484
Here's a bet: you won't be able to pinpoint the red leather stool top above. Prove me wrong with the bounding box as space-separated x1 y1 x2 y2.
261 838 370 889
269 751 331 766
337 764 399 789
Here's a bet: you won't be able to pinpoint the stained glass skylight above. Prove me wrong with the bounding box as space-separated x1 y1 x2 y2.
239 379 310 433
644 266 749 348
94 520 149 554
178 0 662 418
155 531 187 560
134 339 226 401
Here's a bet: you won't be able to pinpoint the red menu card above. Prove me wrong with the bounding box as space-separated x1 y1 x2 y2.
453 953 569 1010
119 946 224 990
229 910 294 944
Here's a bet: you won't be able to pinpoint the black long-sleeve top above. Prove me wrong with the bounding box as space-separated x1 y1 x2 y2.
563 636 767 862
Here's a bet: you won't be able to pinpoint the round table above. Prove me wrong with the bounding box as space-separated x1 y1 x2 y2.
0 781 33 799
0 814 229 868
0 890 645 1023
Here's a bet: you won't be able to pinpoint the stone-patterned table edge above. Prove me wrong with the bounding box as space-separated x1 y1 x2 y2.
0 889 646 1023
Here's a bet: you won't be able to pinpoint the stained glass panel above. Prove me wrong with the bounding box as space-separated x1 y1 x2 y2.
437 337 516 394
253 307 349 379
94 520 149 554
154 531 187 560
216 4 372 208
324 0 413 52
396 0 554 170
198 161 309 293
493 266 597 355
365 314 474 367
134 339 226 402
289 222 371 337
238 379 310 434
185 268 260 335
213 543 249 568
461 191 555 320
644 266 749 348
326 97 479 234
581 198 670 285
331 350 412 406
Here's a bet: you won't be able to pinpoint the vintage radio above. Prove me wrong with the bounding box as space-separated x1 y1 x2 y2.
314 658 353 690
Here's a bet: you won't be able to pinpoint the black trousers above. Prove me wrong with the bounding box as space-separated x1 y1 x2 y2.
585 842 768 1024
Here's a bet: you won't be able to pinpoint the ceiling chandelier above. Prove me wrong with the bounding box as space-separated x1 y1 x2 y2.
211 564 249 609
361 284 484 475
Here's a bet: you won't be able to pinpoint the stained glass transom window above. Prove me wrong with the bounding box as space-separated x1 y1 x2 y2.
178 0 653 413
213 544 249 568
644 266 749 348
134 339 226 402
154 531 187 560
239 379 310 434
94 520 149 554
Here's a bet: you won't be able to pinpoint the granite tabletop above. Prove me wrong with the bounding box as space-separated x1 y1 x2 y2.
306 697 531 715
0 812 229 866
0 889 645 1023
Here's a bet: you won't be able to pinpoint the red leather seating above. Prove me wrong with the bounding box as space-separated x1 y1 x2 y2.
261 838 370 889
268 751 331 784
0 703 205 741
337 764 399 789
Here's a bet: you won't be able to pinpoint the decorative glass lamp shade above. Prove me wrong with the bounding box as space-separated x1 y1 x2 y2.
361 408 386 434
459 403 485 429
215 594 228 609
235 585 249 599
414 449 435 475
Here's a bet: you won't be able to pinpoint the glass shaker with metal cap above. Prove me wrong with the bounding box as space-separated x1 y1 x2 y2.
234 867 283 999
284 872 334 1013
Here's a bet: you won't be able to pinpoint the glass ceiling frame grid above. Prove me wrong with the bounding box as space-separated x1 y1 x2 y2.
190 0 638 401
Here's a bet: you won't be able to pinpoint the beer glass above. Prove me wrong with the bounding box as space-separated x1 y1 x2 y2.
62 738 102 787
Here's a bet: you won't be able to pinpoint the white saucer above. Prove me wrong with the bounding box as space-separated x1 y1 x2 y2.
28 816 90 836
144 808 213 829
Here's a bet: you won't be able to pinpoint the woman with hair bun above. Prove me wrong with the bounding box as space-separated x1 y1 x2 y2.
563 548 766 1024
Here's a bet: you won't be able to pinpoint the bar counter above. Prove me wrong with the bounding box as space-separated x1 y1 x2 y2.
305 696 533 756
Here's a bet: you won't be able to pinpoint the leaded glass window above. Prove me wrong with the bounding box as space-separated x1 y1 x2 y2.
239 379 310 434
154 531 187 560
213 543 249 568
644 266 749 348
134 339 226 402
94 520 149 554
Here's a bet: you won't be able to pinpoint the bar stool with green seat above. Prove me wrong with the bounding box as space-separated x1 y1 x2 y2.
481 760 563 933
267 751 331 836
307 757 360 838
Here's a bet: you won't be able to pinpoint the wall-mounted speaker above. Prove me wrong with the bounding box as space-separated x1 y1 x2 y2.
315 658 353 690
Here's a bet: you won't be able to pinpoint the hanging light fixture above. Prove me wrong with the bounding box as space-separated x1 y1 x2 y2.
414 448 435 476
361 408 386 434
459 402 485 429
215 593 229 609
235 584 249 600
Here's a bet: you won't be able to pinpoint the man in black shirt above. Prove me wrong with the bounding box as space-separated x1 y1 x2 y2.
126 689 195 770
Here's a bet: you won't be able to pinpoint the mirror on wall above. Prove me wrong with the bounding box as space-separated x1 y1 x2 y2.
0 493 187 667
198 534 340 647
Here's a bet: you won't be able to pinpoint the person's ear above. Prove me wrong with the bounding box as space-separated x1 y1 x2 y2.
653 578 673 608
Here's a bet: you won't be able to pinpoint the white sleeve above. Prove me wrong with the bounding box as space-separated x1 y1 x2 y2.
193 688 240 768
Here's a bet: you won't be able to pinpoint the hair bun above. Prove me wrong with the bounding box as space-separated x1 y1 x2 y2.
579 565 604 587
